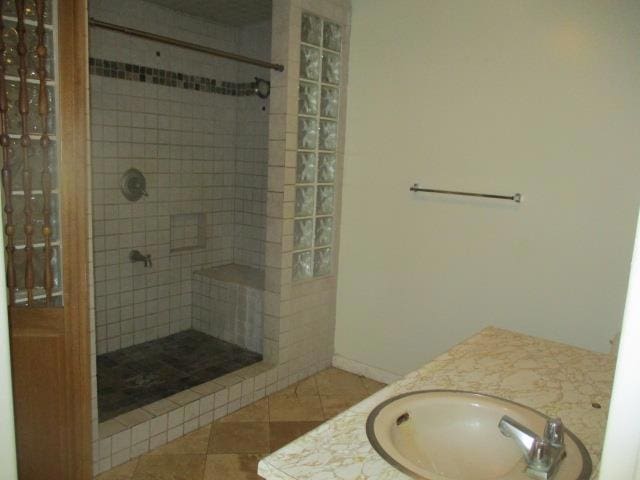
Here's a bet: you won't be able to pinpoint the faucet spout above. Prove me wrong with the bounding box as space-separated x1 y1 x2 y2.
498 415 567 480
129 249 152 268
498 416 538 459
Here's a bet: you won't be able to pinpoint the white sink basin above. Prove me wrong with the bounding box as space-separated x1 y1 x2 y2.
366 390 591 480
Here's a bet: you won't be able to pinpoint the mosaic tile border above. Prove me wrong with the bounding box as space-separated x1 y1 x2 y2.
89 57 259 96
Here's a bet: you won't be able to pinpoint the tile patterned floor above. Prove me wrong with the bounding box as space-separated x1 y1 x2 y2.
97 368 385 480
98 330 262 421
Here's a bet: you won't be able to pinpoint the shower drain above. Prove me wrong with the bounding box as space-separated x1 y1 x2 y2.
127 372 160 387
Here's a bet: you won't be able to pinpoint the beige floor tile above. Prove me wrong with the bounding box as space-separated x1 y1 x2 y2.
108 372 382 480
96 459 139 480
271 376 318 397
203 454 263 480
132 454 206 480
314 368 369 397
209 422 270 454
147 425 211 455
320 394 367 420
268 393 324 422
269 422 322 452
361 376 386 394
220 398 269 423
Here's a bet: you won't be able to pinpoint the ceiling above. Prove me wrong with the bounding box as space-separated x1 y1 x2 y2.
144 0 272 27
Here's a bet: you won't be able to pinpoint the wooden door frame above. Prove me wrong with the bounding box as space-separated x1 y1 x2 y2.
58 0 92 476
10 0 92 478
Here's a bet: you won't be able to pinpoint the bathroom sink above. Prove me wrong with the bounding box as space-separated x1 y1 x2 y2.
366 390 591 480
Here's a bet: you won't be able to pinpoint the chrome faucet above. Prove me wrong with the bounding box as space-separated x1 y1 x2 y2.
498 416 566 479
129 249 152 267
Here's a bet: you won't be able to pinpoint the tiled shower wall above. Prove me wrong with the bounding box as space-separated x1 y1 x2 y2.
262 0 351 380
234 21 271 269
89 0 271 353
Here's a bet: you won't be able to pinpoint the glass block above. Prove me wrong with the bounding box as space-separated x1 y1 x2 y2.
300 45 321 81
301 13 322 46
322 51 341 85
316 186 334 215
295 186 315 217
13 244 62 295
11 192 59 244
314 247 332 276
318 154 336 183
2 0 54 23
293 250 313 281
3 19 55 79
321 86 339 118
8 137 58 189
298 117 318 150
319 120 338 151
294 218 314 250
323 21 342 51
315 217 333 247
6 81 56 135
296 152 316 184
298 82 319 115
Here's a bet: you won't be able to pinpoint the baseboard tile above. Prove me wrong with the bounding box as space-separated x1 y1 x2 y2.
332 354 402 384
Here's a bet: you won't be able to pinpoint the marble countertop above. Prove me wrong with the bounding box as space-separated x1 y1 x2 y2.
258 327 615 480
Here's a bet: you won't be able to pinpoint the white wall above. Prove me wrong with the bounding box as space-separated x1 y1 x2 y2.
335 0 640 376
599 208 640 479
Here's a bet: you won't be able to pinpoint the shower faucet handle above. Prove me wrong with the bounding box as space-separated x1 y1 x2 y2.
129 249 152 268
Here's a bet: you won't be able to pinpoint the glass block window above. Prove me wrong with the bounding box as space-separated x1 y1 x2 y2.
294 13 341 281
1 0 63 306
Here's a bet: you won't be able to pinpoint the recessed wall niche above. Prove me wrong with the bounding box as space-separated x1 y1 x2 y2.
170 212 206 252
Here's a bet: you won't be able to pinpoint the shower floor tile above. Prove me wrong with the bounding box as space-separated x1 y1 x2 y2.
97 329 262 422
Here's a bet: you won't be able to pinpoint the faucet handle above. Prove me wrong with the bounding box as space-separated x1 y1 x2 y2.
528 438 552 469
544 418 564 447
145 254 152 268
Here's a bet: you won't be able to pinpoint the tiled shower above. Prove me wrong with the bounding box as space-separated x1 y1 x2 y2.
88 0 352 474
89 0 272 421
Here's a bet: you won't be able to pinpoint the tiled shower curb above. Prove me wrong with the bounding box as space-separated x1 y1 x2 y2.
93 360 324 476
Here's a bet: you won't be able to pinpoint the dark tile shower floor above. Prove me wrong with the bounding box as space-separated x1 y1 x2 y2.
97 329 262 422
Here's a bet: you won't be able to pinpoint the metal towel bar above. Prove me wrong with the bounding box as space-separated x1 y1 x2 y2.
410 183 522 203
88 18 285 72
